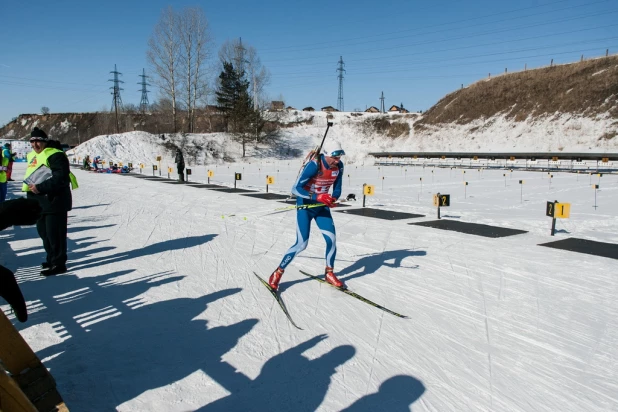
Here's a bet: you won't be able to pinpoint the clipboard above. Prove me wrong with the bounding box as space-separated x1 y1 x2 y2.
23 165 52 186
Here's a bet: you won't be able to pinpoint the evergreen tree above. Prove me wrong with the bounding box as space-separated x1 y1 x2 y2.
216 62 250 128
216 61 273 157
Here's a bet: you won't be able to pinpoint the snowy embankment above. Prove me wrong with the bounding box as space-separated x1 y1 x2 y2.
68 110 617 169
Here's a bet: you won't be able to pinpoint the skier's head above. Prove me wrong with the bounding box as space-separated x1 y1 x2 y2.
322 140 345 158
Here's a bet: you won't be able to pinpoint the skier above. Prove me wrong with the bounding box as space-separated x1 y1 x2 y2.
268 140 346 291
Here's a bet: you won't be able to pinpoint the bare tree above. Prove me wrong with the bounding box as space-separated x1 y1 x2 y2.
177 7 213 133
218 38 270 110
147 7 181 133
41 106 50 115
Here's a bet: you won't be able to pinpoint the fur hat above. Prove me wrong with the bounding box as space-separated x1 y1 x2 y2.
30 127 48 142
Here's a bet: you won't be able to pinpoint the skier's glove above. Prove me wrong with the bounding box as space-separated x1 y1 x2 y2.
0 198 42 231
316 193 336 208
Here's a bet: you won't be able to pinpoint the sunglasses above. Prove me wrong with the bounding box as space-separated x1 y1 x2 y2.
330 150 345 157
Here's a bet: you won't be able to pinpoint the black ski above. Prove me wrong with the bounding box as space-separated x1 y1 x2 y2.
253 272 302 330
298 270 408 319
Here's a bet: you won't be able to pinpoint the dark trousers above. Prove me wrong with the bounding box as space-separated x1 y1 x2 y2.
36 213 68 266
0 182 6 202
178 166 185 181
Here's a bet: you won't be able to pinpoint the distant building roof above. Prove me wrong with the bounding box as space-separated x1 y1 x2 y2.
365 106 380 113
271 101 285 110
321 106 338 112
302 106 314 111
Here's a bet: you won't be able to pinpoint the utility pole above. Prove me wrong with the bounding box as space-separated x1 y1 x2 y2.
138 68 150 114
380 91 385 113
252 69 258 110
109 64 124 134
337 56 346 112
234 37 247 75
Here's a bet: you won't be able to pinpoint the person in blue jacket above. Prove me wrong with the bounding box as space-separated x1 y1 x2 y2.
268 141 346 291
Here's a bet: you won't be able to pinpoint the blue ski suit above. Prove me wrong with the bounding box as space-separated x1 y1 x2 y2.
278 155 343 270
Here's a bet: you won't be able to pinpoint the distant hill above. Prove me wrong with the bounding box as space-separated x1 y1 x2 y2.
416 54 618 127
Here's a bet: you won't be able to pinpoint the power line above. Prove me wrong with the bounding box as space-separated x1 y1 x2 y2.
270 37 618 79
262 7 618 64
138 68 151 114
109 64 124 133
259 0 583 53
337 56 345 111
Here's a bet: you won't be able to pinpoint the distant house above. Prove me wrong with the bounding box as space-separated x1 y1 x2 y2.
321 106 338 112
302 106 315 111
271 101 285 111
388 104 409 113
365 106 380 113
286 106 296 110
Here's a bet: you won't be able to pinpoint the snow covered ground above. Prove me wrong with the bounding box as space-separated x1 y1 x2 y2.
2 141 617 411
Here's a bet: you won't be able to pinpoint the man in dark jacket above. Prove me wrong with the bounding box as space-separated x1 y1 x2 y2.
23 128 73 276
175 148 185 182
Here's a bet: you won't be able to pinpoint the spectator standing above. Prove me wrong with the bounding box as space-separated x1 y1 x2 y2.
175 148 185 182
0 144 9 202
4 142 15 181
22 128 74 276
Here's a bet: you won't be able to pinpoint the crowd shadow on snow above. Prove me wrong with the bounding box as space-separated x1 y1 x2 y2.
341 375 426 411
14 265 426 411
67 234 217 271
197 335 425 412
71 203 111 210
4 220 427 410
280 248 426 291
16 268 252 410
198 334 355 411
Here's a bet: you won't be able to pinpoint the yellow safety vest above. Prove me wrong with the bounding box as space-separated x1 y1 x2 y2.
0 148 9 184
22 148 79 191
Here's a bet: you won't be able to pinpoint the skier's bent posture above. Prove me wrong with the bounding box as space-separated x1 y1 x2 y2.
269 141 346 291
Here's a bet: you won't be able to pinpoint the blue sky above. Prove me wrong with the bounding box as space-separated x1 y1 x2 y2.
1 0 617 127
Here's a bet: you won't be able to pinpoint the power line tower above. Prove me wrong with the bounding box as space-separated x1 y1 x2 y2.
234 37 247 75
138 68 150 114
336 56 346 112
109 64 124 133
234 37 257 110
380 91 385 113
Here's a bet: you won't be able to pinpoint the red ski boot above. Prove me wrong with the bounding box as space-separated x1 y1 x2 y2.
325 267 345 289
268 267 285 291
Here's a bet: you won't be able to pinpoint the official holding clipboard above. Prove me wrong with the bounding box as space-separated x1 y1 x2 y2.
23 127 78 276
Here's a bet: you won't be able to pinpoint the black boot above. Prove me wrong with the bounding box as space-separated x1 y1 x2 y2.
41 265 67 277
0 265 28 322
41 262 51 269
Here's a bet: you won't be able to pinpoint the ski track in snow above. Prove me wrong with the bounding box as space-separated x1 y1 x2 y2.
2 159 618 411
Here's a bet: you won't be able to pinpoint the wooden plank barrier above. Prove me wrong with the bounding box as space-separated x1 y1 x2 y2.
0 311 69 411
